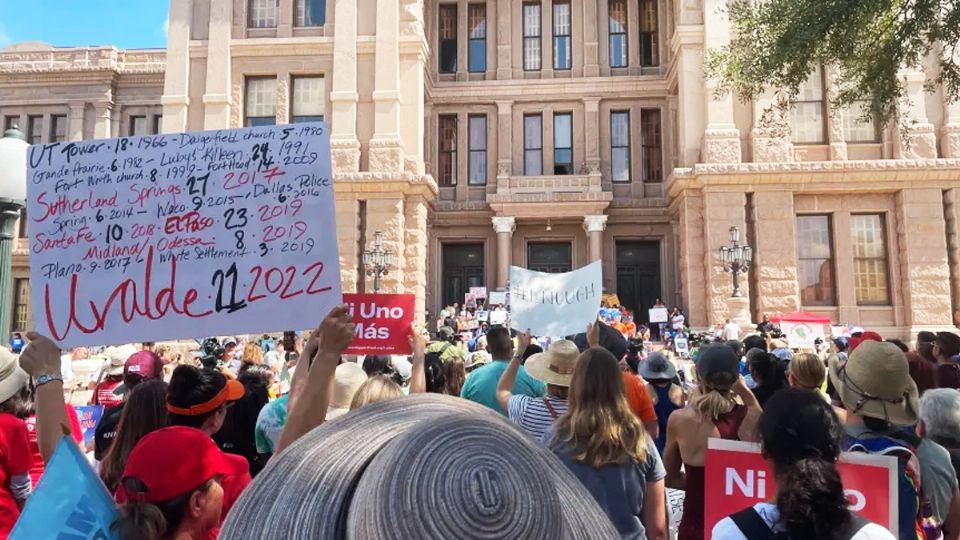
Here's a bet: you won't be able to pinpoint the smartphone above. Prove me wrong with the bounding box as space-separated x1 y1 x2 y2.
283 331 296 352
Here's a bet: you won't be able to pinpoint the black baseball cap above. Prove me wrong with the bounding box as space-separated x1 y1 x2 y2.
696 343 739 389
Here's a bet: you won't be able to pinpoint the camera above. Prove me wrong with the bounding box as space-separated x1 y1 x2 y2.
198 337 225 370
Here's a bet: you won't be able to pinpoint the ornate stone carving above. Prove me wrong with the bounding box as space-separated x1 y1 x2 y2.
702 129 742 164
230 82 243 129
941 124 960 159
368 140 405 173
751 131 793 163
897 123 938 159
275 77 289 125
583 214 608 233
491 216 516 235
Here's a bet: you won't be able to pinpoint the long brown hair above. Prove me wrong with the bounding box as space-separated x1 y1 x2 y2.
552 347 647 467
443 359 466 396
100 380 169 492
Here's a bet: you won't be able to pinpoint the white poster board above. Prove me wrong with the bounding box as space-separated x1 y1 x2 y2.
649 307 669 323
674 337 689 358
475 310 489 322
509 261 601 337
488 310 508 326
26 123 341 347
469 286 487 299
487 291 507 306
781 322 825 348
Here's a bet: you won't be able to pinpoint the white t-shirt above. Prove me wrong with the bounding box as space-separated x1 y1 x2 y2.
711 503 895 540
671 314 685 330
723 322 741 341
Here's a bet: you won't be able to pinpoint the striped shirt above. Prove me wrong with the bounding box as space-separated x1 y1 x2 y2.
508 395 568 440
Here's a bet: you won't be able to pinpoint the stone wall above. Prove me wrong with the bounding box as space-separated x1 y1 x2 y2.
751 191 800 317
896 188 953 330
702 191 748 326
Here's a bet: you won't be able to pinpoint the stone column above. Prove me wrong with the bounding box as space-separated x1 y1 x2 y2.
893 67 937 159
369 0 405 172
540 0 553 78
702 191 748 326
750 90 792 163
278 0 294 37
67 102 85 141
824 67 848 161
162 0 192 133
581 0 599 76
943 189 960 325
492 216 516 288
110 109 122 139
700 0 740 163
672 26 705 167
896 188 953 332
203 0 233 129
403 196 429 324
584 215 607 262
485 0 497 79
751 192 800 315
330 0 361 172
365 198 407 292
456 0 468 80
496 0 512 79
93 102 112 139
582 97 601 173
275 74 290 125
941 95 960 158
335 196 361 293
677 192 708 327
496 100 514 178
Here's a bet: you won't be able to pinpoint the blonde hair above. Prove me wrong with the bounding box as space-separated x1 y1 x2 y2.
553 348 647 467
242 343 263 364
789 353 825 390
692 383 737 422
350 375 404 410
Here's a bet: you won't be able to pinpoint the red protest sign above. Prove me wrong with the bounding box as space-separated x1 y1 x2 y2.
343 293 415 355
704 439 897 537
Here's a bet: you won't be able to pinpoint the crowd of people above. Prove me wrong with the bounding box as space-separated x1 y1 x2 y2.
1 304 960 539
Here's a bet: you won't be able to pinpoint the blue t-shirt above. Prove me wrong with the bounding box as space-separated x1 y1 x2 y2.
460 360 545 414
543 428 665 540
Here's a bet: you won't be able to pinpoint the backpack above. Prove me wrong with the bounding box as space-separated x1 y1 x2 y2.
729 506 870 540
846 429 932 540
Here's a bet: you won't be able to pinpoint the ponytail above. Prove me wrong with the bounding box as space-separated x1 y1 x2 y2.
776 457 851 539
691 387 736 421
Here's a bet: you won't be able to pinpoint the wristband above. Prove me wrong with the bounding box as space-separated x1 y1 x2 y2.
35 374 63 387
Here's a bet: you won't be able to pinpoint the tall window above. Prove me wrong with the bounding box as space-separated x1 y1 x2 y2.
851 214 890 305
292 76 325 123
249 0 280 28
791 68 826 144
796 215 835 305
439 5 458 74
553 2 571 70
50 115 66 143
608 0 628 68
641 108 662 181
843 101 879 143
130 116 148 136
639 0 659 66
442 244 484 308
553 112 573 175
3 116 17 131
468 115 487 185
27 116 42 145
523 4 542 71
295 0 324 26
524 114 543 175
245 77 277 127
611 111 630 183
12 279 28 333
438 115 458 186
468 4 486 73
152 115 162 134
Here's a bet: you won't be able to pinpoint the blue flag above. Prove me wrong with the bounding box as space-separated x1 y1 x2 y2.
11 437 118 540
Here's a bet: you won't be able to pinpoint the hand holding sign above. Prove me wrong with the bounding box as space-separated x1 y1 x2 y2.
20 332 63 379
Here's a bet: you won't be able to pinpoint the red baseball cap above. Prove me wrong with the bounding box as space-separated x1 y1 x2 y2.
117 426 247 504
849 331 883 352
124 351 164 383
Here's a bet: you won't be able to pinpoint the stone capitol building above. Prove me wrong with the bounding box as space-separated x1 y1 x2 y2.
3 0 960 339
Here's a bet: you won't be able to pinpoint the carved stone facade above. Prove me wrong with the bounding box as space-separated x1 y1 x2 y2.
4 0 960 340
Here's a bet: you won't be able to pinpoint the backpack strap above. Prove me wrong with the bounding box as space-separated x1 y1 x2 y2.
729 507 775 540
542 397 560 420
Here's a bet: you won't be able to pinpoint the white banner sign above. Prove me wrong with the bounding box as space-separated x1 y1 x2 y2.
781 321 825 348
649 307 669 323
487 291 507 306
509 261 601 337
26 123 341 347
488 310 508 326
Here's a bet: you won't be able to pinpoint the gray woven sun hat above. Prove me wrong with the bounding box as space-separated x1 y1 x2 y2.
219 394 618 539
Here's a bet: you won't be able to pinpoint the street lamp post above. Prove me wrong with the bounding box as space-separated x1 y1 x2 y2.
719 226 753 298
362 231 394 293
0 128 28 346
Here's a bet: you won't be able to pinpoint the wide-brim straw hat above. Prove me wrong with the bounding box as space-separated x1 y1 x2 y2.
0 348 28 404
220 394 618 539
638 351 677 381
524 340 580 387
828 340 919 426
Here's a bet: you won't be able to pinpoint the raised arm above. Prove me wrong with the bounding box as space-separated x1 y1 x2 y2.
19 333 71 463
275 306 355 454
408 330 427 394
496 331 531 413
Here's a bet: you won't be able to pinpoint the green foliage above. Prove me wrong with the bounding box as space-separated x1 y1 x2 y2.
705 0 960 125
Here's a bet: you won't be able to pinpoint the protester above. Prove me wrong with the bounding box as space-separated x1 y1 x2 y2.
747 349 788 407
670 307 685 332
496 337 577 439
461 326 545 413
112 427 250 540
722 319 741 341
935 332 960 389
349 375 404 410
544 346 668 540
324 362 368 420
907 333 939 394
8 334 24 354
833 336 850 362
426 326 467 363
423 352 447 393
24 392 82 486
787 352 826 395
464 350 491 373
664 343 762 540
829 340 960 539
213 364 272 476
639 352 684 454
919 389 960 477
712 389 895 539
442 359 466 396
94 350 165 462
254 393 288 461
166 364 245 435
99 380 169 493
918 331 938 363
91 348 127 408
0 348 32 536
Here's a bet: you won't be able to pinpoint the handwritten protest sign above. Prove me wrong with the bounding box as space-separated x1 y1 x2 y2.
487 291 507 306
74 405 104 446
12 437 118 540
509 261 601 337
704 439 897 537
469 286 487 299
26 123 341 347
649 307 669 323
489 310 508 326
343 293 414 355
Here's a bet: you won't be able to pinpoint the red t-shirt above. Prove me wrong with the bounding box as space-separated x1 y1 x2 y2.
207 454 252 540
25 405 84 487
92 378 124 408
623 372 658 423
0 413 32 536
